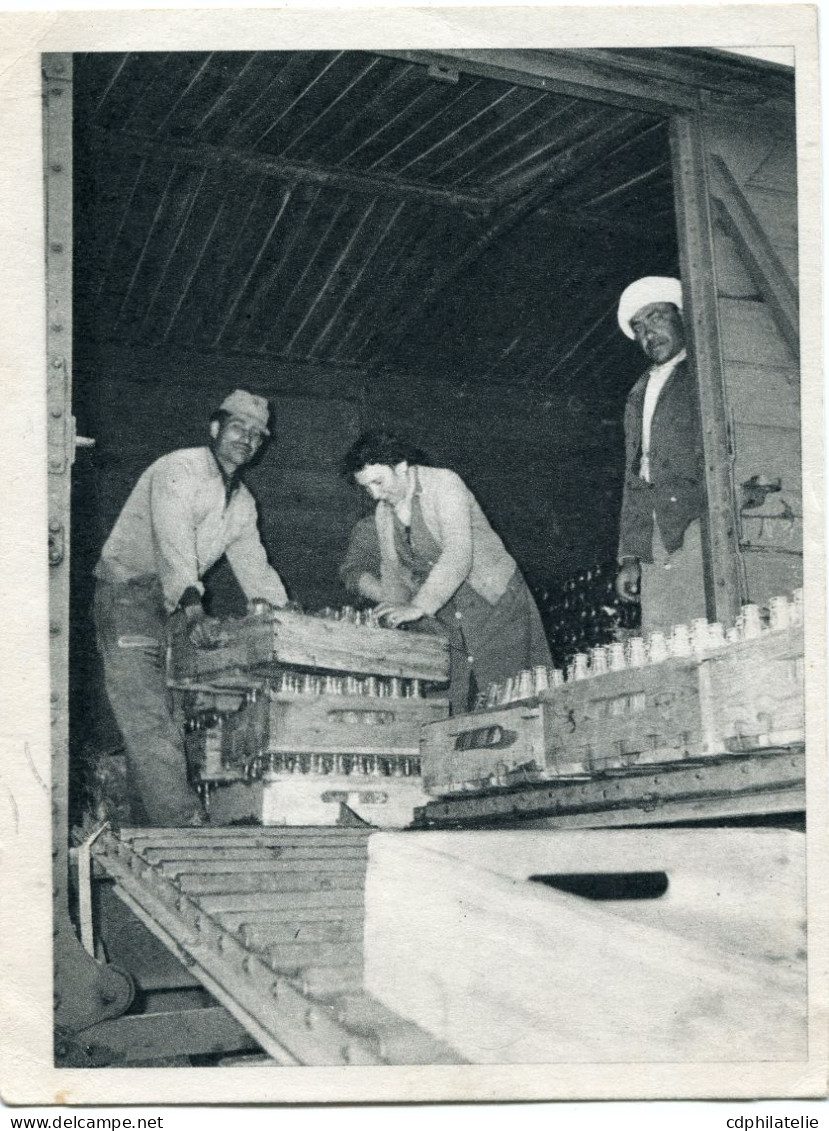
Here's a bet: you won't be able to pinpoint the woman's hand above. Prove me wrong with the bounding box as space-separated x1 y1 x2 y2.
356 572 385 603
374 602 425 629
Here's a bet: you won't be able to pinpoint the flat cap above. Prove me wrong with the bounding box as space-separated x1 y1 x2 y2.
617 276 683 339
219 389 271 436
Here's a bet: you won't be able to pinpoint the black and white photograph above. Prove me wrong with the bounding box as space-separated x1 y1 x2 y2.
0 4 825 1107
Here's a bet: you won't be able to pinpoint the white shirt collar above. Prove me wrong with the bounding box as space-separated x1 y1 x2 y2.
648 348 687 381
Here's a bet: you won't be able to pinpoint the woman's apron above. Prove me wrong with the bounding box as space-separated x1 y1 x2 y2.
391 491 551 713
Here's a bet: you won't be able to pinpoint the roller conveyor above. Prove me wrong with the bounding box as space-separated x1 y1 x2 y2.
92 826 464 1066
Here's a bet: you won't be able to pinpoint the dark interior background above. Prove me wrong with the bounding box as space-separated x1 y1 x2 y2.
70 49 679 771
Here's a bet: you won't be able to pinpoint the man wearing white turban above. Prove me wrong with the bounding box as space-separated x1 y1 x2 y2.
615 277 708 633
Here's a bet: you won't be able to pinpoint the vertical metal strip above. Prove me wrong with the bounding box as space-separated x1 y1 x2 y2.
43 52 74 1022
670 109 744 625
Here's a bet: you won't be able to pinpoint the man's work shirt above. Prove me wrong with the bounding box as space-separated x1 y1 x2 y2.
95 446 288 613
639 348 687 482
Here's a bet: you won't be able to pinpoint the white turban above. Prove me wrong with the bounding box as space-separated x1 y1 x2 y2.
617 276 683 339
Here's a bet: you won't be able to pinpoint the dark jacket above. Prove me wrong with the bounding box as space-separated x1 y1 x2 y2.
618 358 706 562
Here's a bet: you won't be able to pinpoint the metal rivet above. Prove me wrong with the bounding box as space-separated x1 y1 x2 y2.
51 88 63 97
49 621 61 635
49 519 61 533
49 457 63 470
51 406 63 418
50 163 63 174
50 323 63 332
50 242 63 253
52 358 62 368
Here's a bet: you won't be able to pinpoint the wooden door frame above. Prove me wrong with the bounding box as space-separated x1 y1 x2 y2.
670 109 744 625
44 50 74 926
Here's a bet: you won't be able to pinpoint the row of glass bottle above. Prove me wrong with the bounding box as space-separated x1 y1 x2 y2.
249 600 389 628
260 752 423 777
476 589 804 710
311 605 383 626
270 671 424 698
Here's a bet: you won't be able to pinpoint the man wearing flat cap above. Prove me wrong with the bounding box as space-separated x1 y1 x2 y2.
94 389 289 825
615 277 707 634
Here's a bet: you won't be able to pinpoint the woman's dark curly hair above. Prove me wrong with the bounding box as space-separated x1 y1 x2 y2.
341 430 430 477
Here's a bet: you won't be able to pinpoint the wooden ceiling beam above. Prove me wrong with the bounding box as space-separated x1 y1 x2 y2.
379 48 792 114
379 49 696 114
582 48 794 103
86 126 493 214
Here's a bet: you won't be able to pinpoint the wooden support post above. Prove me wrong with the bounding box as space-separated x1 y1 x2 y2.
670 111 744 625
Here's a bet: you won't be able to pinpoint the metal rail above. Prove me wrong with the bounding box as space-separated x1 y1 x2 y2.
415 747 805 829
93 826 463 1065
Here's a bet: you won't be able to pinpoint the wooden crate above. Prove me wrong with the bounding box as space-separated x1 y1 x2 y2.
169 610 450 684
544 658 705 772
420 702 555 794
267 693 449 758
206 772 429 829
702 625 804 750
422 659 707 793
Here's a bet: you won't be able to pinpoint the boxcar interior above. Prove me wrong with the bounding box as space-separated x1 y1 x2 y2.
70 51 683 783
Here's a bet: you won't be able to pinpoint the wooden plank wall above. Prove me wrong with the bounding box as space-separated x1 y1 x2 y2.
73 338 626 609
361 368 624 586
704 110 802 605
